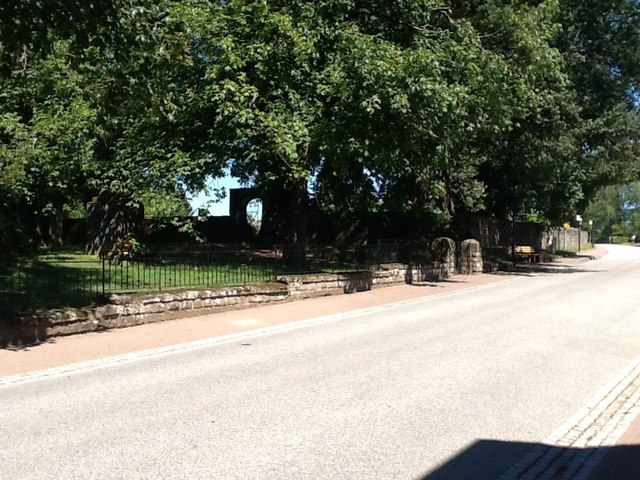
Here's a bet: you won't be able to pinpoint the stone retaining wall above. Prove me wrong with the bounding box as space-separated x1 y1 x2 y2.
543 228 590 252
0 257 458 347
0 284 288 347
277 262 449 298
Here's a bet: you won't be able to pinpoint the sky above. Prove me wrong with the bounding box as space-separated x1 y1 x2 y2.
188 175 243 217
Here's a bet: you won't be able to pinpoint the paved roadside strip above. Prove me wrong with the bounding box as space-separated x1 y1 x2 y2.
588 416 640 480
0 278 523 389
498 353 640 480
0 270 510 377
493 245 640 480
0 247 608 378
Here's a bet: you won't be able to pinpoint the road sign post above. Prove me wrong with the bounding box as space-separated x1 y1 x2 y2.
576 214 583 252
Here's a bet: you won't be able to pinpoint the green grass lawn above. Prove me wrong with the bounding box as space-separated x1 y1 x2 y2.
0 248 276 312
0 244 424 312
553 242 594 256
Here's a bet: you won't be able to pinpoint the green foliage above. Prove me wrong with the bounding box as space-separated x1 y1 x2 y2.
1 0 639 252
586 182 640 238
0 0 220 248
557 0 640 202
0 250 275 311
139 190 192 219
167 0 576 226
610 235 630 244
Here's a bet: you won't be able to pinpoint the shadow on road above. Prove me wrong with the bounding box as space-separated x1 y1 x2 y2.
419 439 640 480
0 325 56 351
489 264 606 277
409 279 472 288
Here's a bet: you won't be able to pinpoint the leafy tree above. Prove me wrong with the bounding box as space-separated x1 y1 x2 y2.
0 0 219 249
450 0 640 224
2 0 640 254
167 0 567 238
446 1 579 224
586 182 640 238
557 0 640 204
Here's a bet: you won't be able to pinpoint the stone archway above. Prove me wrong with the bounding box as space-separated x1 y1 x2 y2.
229 188 260 223
245 198 263 234
228 188 267 240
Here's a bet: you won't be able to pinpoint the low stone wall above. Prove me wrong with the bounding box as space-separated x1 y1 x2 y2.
277 262 449 298
0 254 463 347
543 228 590 252
0 284 288 348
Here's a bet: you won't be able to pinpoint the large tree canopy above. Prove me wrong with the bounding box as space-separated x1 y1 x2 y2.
1 0 639 250
166 0 578 232
560 0 640 204
0 0 220 249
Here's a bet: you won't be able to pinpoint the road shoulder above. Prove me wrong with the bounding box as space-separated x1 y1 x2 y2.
0 246 607 377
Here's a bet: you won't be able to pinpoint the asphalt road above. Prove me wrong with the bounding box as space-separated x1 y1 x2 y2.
2 245 640 480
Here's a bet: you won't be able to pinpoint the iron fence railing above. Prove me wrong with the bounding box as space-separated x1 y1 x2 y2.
0 253 278 313
274 244 433 274
0 259 105 312
0 243 433 313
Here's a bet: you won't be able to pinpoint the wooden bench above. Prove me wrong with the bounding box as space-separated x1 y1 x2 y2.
507 245 540 263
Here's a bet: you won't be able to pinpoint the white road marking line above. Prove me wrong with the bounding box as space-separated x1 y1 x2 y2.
0 279 516 388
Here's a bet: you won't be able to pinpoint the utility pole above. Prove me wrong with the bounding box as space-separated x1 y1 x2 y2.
576 214 582 252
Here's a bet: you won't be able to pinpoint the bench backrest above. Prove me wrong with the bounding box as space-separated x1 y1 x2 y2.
507 245 536 254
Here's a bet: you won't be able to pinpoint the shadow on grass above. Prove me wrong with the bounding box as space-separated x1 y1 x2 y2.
419 439 640 480
0 260 106 350
0 260 105 312
1 255 277 312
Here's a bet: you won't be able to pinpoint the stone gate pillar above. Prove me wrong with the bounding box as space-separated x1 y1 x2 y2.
461 239 483 274
431 237 456 279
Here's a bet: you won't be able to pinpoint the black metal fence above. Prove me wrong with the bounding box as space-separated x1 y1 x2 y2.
0 243 433 313
275 243 433 274
0 252 278 313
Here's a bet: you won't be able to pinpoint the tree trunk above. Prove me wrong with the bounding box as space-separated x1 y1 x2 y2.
281 179 308 271
86 190 143 257
289 179 308 245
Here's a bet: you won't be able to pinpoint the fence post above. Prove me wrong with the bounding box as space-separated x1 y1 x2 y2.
101 256 106 296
